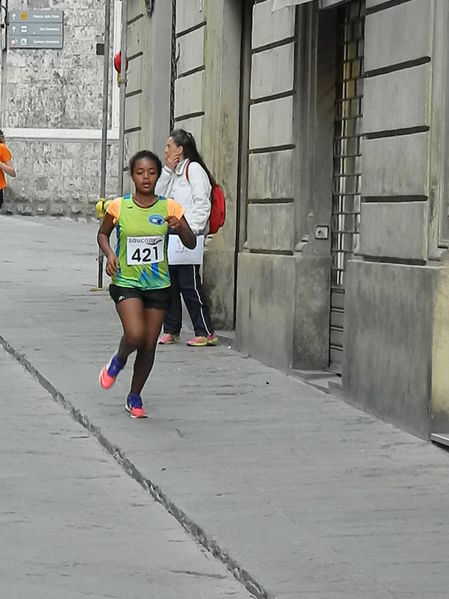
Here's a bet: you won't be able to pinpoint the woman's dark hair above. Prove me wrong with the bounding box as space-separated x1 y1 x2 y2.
170 129 215 185
0 130 5 144
129 150 162 177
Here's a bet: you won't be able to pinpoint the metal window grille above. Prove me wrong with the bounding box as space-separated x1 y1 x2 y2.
329 0 365 373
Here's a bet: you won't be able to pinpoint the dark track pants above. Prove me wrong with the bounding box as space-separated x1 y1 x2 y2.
164 264 214 336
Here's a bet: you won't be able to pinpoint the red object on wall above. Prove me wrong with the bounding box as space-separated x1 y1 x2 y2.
113 51 128 73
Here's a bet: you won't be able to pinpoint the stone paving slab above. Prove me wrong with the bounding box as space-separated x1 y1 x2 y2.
2 215 449 598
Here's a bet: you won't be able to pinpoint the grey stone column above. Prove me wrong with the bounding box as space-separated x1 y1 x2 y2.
201 0 242 330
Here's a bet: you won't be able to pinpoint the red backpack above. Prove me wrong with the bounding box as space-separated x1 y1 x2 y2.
185 161 226 234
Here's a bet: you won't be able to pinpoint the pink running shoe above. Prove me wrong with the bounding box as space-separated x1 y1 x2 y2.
125 393 147 419
99 355 124 389
158 333 180 345
206 333 218 346
187 333 218 347
186 335 207 347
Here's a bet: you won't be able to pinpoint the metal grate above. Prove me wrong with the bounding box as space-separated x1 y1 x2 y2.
329 1 365 374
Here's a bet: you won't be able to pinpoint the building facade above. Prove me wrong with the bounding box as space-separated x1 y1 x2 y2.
4 0 443 440
0 0 120 216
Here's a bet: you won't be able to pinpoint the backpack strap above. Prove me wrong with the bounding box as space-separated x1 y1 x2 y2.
184 160 191 182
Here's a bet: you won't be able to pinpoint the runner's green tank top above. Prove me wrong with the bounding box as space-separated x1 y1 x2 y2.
111 195 171 290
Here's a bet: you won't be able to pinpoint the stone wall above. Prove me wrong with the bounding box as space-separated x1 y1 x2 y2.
4 139 118 217
123 0 172 194
237 0 335 371
343 0 449 437
171 0 242 329
1 0 118 217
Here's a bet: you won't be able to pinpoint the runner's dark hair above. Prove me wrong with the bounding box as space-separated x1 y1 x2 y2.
170 129 216 185
0 130 5 144
129 150 162 177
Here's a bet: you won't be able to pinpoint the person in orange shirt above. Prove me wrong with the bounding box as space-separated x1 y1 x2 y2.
0 130 16 209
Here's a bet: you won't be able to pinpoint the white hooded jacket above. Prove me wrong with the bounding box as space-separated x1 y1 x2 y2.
155 158 211 235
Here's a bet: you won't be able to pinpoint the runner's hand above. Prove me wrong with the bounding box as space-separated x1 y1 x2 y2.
165 215 181 230
105 254 119 276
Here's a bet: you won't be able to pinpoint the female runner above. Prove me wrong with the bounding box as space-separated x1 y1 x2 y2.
97 150 196 418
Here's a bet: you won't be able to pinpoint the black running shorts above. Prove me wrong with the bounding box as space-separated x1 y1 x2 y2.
109 284 171 310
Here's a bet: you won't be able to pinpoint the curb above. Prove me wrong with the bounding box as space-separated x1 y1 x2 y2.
0 333 270 599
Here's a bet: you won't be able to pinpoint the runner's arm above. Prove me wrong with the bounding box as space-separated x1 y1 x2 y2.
165 214 197 249
0 159 16 178
97 213 120 276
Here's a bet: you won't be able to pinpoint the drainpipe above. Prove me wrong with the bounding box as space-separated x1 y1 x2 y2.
0 1 8 127
117 0 128 196
97 0 112 290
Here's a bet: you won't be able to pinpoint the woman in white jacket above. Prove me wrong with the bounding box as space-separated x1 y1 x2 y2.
155 129 217 347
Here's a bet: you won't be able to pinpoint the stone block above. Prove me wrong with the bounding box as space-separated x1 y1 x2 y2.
177 27 205 76
252 0 295 49
35 177 49 192
365 0 431 73
247 203 294 251
127 17 143 58
363 64 430 134
251 43 295 99
127 55 143 96
174 116 203 145
236 252 295 370
174 71 204 119
124 130 142 167
343 259 435 438
431 260 449 431
248 149 295 200
362 133 429 197
128 0 144 21
293 254 331 369
70 202 84 216
36 200 49 215
203 247 235 329
125 94 141 131
360 201 427 260
249 96 293 149
17 204 33 216
49 204 66 217
176 0 205 34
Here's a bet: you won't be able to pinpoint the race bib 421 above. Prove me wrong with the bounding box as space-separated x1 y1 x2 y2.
126 236 164 265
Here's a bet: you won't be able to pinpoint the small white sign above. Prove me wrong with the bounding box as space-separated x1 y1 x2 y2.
168 235 204 265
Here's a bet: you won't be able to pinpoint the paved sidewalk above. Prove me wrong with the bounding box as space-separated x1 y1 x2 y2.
0 347 254 599
2 215 449 598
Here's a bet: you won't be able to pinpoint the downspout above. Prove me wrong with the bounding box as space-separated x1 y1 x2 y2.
117 0 128 196
97 0 112 289
0 0 8 128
